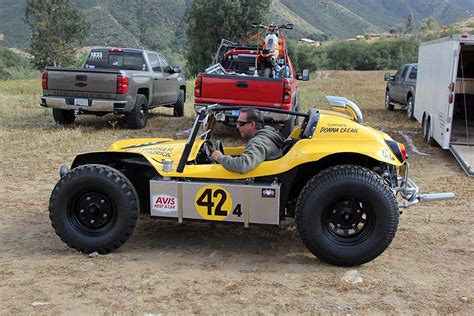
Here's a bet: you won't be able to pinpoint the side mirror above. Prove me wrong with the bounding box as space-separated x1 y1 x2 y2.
172 66 181 74
297 68 310 81
384 72 393 81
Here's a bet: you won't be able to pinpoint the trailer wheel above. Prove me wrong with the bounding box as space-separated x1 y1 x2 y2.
126 94 148 129
173 89 185 117
406 96 415 120
52 109 76 124
49 164 139 254
385 91 394 111
296 165 399 266
422 116 437 146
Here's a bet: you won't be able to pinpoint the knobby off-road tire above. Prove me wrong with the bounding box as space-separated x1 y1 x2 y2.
49 164 140 254
173 89 185 117
52 108 76 124
385 91 394 111
296 165 399 266
126 94 148 129
407 96 415 120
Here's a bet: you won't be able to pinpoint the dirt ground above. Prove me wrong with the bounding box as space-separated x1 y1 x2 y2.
0 72 473 313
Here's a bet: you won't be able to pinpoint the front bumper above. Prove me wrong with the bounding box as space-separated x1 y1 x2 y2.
396 162 455 208
40 96 128 113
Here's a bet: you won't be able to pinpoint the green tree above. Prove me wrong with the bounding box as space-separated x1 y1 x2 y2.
25 0 89 69
185 0 271 76
405 13 414 34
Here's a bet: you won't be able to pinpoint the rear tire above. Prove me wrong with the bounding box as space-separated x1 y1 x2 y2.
49 164 139 254
52 109 76 124
173 89 185 117
385 91 394 111
296 165 399 266
406 96 415 120
126 94 148 129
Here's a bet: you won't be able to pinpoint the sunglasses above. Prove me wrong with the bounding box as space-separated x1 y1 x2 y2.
236 120 251 127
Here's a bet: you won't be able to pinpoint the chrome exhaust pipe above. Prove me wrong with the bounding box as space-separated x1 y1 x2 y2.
418 192 456 202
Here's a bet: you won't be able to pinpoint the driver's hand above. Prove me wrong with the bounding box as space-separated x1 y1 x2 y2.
211 150 223 162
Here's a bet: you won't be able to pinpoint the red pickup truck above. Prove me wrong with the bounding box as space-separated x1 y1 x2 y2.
194 26 309 136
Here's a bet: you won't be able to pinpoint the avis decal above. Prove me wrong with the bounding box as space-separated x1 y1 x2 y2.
152 194 178 213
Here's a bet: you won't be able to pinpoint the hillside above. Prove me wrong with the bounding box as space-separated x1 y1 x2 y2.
0 0 472 50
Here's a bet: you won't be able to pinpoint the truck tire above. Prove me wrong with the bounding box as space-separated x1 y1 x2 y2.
52 109 76 125
406 96 415 120
422 116 437 147
281 117 295 138
49 164 139 254
126 94 148 129
295 165 399 266
173 89 185 117
385 91 394 111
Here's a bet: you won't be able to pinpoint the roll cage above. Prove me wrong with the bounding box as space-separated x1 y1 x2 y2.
176 105 311 173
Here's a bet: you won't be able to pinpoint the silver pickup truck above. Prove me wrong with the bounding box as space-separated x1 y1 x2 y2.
40 48 186 129
384 63 417 120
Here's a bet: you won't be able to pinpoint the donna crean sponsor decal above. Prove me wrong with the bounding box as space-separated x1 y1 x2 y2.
319 123 359 134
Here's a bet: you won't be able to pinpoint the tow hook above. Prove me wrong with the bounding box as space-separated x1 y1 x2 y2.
59 164 70 177
396 163 455 208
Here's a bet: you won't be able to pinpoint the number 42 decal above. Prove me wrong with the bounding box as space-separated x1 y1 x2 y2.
195 185 242 221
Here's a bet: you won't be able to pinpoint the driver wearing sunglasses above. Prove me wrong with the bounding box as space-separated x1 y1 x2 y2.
211 108 286 173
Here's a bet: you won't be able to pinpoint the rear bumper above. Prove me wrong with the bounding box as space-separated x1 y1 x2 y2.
40 96 129 113
194 103 291 123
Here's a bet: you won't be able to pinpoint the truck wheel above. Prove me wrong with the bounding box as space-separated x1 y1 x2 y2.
49 164 139 254
406 96 415 120
385 91 394 111
296 165 399 266
52 109 76 124
173 89 185 117
422 116 437 147
126 94 148 129
281 118 294 138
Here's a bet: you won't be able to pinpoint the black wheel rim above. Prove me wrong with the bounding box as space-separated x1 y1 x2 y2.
68 191 117 236
321 197 375 245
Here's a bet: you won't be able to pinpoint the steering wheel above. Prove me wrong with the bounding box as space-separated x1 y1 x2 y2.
214 139 224 155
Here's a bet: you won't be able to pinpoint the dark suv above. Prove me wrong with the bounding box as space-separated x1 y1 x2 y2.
384 63 417 120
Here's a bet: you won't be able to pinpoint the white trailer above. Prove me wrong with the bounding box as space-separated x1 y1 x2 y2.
414 35 474 176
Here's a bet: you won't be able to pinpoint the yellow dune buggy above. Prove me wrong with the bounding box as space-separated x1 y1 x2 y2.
49 97 453 266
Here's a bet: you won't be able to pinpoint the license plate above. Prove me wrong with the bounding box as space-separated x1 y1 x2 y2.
74 98 88 106
231 110 239 116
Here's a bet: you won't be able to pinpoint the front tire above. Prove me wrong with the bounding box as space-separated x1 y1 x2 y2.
126 94 148 129
52 108 76 124
49 164 140 254
296 165 399 266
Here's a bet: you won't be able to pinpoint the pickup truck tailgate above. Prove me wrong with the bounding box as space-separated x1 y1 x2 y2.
200 74 284 106
46 68 121 94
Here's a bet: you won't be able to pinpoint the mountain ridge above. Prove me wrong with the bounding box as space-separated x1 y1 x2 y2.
0 0 472 50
